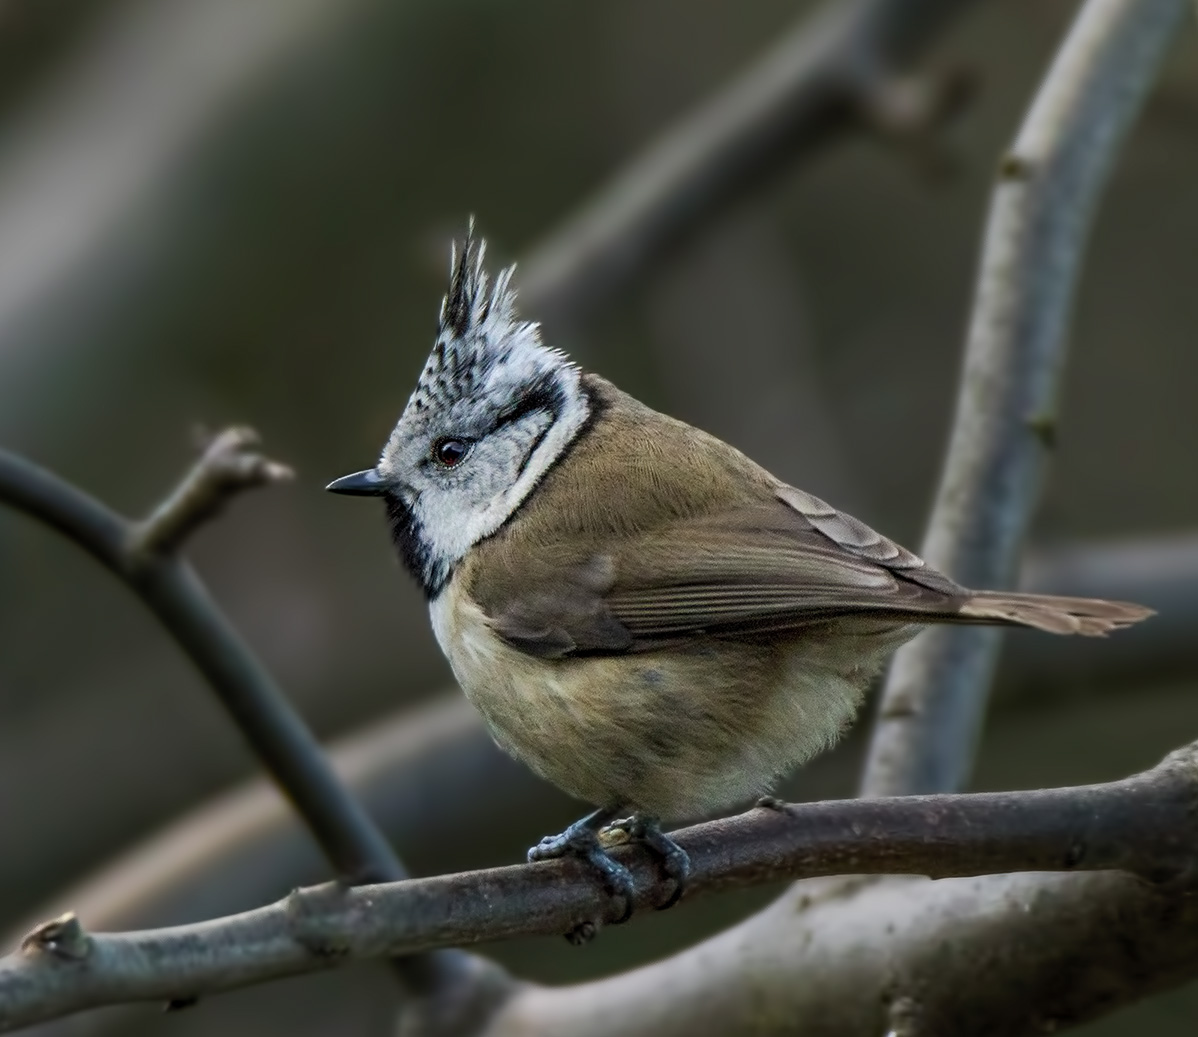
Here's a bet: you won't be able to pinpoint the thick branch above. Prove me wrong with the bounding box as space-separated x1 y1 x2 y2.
518 0 977 326
492 869 1198 1037
0 439 471 995
862 0 1190 798
2 741 1197 1031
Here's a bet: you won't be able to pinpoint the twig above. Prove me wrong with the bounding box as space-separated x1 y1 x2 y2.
127 427 292 559
0 438 471 995
518 0 978 326
2 739 1197 1032
861 0 1191 798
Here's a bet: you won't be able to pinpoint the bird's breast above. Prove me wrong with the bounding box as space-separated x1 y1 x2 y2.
427 578 902 819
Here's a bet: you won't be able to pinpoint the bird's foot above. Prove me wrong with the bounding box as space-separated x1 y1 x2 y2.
604 814 690 910
528 808 635 928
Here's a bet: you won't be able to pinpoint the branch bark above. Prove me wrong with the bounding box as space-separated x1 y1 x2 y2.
3 739 1198 1033
861 0 1190 798
488 870 1198 1037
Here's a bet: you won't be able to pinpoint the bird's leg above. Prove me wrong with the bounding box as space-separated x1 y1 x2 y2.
528 806 635 924
606 813 690 910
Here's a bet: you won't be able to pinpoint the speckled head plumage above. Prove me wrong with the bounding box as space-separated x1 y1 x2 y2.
405 224 547 414
337 223 592 597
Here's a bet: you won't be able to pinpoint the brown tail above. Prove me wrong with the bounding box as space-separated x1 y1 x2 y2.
957 591 1153 637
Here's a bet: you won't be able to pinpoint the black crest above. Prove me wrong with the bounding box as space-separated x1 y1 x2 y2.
441 219 489 339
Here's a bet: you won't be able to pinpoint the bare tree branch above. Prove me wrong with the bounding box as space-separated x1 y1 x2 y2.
485 870 1198 1037
518 0 979 327
0 437 473 996
861 0 1190 798
3 740 1198 1033
127 426 293 559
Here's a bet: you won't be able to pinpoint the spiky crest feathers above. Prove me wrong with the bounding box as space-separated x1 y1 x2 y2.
408 222 576 415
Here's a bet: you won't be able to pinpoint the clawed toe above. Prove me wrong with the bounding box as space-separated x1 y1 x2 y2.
527 832 572 863
527 808 636 929
626 817 690 909
526 809 692 934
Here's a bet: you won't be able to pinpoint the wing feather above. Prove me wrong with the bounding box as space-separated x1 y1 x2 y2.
473 488 969 657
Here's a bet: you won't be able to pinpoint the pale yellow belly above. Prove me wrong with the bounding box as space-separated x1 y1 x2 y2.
430 581 907 820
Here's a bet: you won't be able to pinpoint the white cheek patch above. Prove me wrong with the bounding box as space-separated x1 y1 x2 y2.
413 369 590 578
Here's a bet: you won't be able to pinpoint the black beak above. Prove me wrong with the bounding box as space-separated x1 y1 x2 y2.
326 468 385 496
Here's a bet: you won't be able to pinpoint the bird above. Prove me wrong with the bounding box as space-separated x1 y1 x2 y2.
328 224 1152 920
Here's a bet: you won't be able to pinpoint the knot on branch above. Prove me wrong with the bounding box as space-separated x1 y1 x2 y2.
20 913 90 961
285 882 354 960
127 426 293 561
855 64 976 179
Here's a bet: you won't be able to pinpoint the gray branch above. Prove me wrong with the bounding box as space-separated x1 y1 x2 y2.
518 0 978 327
3 741 1198 1033
485 869 1198 1037
127 427 293 559
861 0 1190 798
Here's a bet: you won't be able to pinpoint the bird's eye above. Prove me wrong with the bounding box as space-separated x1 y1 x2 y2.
431 437 471 468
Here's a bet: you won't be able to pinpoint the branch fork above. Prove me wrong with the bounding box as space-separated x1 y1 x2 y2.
126 426 293 562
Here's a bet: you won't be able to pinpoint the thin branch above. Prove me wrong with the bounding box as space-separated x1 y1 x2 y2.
127 427 293 559
518 0 979 327
0 438 471 995
861 0 1190 798
3 739 1198 1032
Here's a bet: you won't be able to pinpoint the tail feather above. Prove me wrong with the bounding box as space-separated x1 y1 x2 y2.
957 591 1153 637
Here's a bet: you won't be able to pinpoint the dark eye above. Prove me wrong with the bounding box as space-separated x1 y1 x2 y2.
431 437 472 468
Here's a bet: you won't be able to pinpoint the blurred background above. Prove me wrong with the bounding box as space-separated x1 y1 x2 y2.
0 0 1196 1033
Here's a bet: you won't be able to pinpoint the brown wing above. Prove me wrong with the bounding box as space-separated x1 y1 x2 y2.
481 486 968 659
